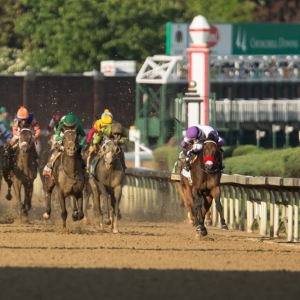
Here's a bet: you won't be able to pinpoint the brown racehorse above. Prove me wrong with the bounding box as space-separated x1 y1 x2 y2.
185 134 228 237
43 129 85 228
4 128 38 217
89 138 124 233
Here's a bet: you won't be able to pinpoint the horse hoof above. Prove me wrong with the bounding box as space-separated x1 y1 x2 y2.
72 213 78 222
43 212 50 220
113 229 119 234
196 225 201 231
200 230 207 237
22 210 28 217
221 224 228 230
205 220 212 226
104 219 111 226
6 194 12 201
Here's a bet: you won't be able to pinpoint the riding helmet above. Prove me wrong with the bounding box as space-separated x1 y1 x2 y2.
101 115 113 126
186 126 200 139
53 112 63 123
63 114 77 127
17 106 29 120
101 109 113 119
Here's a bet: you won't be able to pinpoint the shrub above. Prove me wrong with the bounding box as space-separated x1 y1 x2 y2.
153 146 179 171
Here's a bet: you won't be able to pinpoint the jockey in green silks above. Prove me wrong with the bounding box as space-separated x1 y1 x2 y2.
42 113 86 176
54 114 86 146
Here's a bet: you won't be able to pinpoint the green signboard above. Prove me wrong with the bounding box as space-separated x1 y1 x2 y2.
166 22 300 56
232 23 300 55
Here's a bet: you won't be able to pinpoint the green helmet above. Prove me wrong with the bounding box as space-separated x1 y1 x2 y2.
0 106 6 114
63 114 77 127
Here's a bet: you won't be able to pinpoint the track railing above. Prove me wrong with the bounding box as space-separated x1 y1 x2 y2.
123 168 300 242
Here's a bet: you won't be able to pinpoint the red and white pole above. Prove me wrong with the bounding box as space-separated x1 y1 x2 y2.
187 16 210 125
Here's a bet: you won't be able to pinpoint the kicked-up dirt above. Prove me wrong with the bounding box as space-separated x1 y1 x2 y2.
0 187 300 300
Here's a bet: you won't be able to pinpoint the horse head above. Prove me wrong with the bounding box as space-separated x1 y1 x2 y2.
18 128 34 155
202 134 219 174
63 130 79 156
101 139 121 170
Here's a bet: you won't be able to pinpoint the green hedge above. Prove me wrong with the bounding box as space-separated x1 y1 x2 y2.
224 146 300 177
153 144 300 177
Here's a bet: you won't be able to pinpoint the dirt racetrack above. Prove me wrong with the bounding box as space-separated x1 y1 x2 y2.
0 185 300 300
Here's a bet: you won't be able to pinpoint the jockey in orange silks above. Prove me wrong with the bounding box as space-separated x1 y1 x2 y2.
8 106 41 151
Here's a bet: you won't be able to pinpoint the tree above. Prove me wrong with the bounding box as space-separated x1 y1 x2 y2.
251 0 300 22
186 0 255 23
0 0 24 48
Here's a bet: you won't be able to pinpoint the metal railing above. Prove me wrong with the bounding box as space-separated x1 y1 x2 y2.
123 168 300 242
211 98 300 123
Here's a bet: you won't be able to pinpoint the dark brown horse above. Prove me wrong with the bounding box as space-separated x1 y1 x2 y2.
89 138 124 233
4 128 38 217
43 129 85 228
186 134 228 236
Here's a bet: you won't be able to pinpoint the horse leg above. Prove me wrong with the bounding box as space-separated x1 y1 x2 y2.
175 180 194 225
3 168 13 200
58 190 67 228
71 196 79 221
90 178 103 229
212 186 228 230
75 192 84 221
23 182 33 217
111 185 122 234
193 187 207 236
12 179 23 218
43 177 55 220
100 193 111 226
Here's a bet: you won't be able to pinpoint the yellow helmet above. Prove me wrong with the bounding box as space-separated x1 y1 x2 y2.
101 115 113 126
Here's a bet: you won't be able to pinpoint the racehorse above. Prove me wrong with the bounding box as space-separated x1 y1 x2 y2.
89 138 124 233
187 134 228 236
43 129 85 228
5 128 38 217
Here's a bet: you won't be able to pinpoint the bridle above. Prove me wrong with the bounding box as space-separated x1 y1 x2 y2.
102 139 120 169
202 139 219 174
18 128 34 153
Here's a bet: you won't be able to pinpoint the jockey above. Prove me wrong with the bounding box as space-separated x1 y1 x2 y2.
0 121 12 150
7 106 41 154
0 106 11 131
42 113 86 176
85 109 113 171
86 109 113 145
46 111 64 145
93 122 128 171
47 111 64 135
180 125 225 171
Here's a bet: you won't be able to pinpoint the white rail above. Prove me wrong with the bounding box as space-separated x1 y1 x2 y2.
212 99 300 123
123 169 300 242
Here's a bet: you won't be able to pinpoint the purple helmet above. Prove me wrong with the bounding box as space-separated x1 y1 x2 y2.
186 126 199 139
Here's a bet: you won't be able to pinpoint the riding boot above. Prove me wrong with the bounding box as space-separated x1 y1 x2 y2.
42 149 57 177
185 151 196 171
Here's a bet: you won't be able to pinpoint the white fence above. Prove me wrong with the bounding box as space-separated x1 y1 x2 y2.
123 168 300 242
213 99 300 123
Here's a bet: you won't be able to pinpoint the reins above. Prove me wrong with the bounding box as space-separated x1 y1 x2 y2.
200 139 219 174
18 128 34 150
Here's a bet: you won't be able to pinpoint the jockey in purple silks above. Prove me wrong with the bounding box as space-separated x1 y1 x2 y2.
180 125 225 172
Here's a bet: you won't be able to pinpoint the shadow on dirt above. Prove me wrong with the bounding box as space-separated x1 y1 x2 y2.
0 267 299 300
